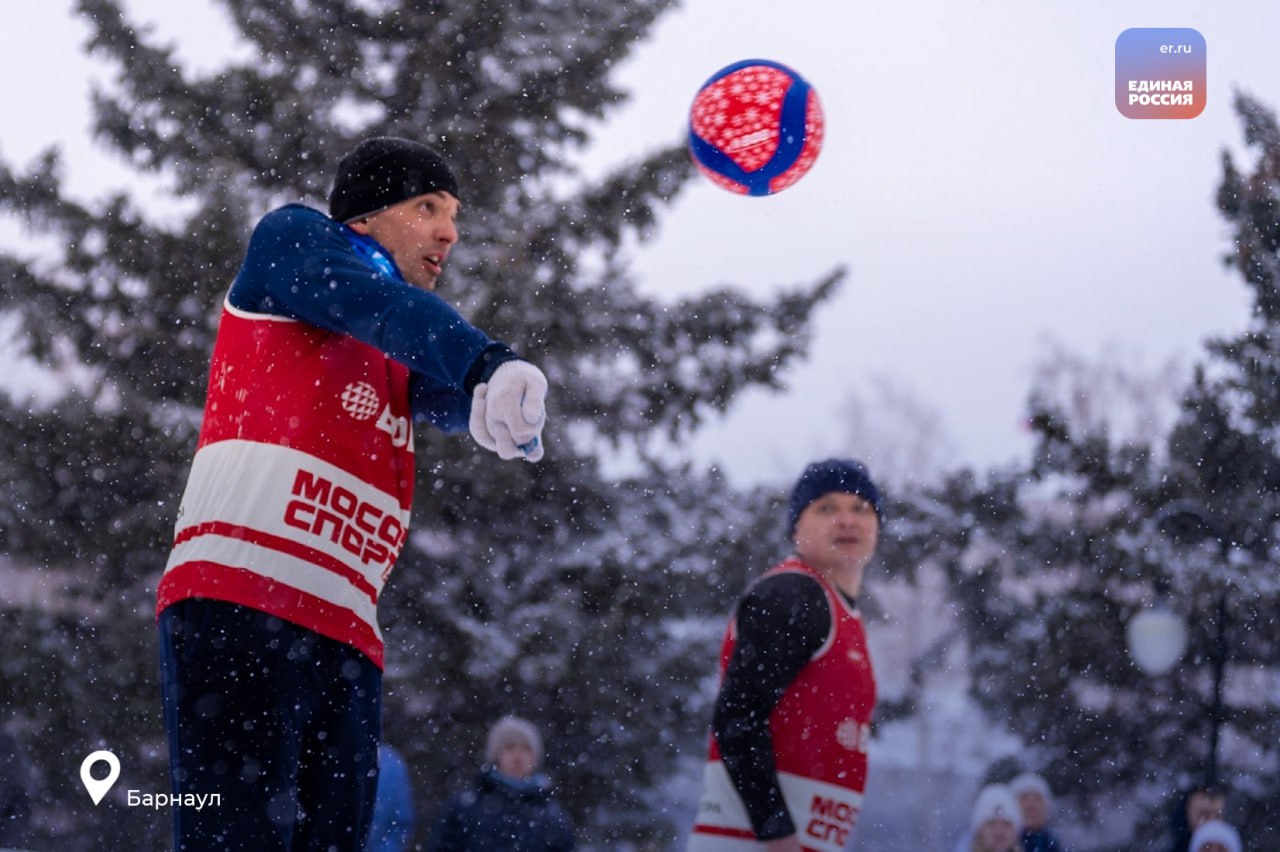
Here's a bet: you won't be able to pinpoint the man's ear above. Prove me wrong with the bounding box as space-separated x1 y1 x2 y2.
347 218 370 235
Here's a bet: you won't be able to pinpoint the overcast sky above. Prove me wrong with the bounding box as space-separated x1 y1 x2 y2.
3 1 1278 488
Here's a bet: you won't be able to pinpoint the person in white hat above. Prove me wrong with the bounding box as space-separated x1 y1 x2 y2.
1189 819 1242 852
960 784 1024 852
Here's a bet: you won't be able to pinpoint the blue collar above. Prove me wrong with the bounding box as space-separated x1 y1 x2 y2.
345 229 403 281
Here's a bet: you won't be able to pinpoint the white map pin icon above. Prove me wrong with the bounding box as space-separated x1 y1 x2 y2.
80 750 121 805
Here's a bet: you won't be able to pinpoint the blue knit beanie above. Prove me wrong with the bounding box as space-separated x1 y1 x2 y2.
788 458 883 534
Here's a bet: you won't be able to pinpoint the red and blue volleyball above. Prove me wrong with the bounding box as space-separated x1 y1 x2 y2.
688 59 824 196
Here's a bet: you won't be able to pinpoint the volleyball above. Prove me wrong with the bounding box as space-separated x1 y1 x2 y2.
688 59 824 196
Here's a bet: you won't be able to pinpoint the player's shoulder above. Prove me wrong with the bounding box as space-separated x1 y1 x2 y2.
736 568 831 647
253 202 335 237
232 205 344 312
743 567 827 613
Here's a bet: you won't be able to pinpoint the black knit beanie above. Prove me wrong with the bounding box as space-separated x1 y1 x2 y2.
328 137 459 223
788 458 883 535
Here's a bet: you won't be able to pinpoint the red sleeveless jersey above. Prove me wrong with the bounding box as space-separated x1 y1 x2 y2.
690 558 876 851
157 301 417 668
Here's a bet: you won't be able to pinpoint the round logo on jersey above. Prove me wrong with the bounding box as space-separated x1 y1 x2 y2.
835 718 862 751
340 381 381 421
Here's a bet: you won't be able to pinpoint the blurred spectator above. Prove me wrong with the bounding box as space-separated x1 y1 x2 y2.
1189 819 1241 852
1009 772 1067 852
956 784 1023 852
367 743 415 852
426 716 574 852
1169 785 1227 852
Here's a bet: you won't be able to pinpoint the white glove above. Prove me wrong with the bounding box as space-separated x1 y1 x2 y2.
468 360 547 461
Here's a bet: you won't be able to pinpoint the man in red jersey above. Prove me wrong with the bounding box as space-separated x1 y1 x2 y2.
690 459 882 852
158 137 547 851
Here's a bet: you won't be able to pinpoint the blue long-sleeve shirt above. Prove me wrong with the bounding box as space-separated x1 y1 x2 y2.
227 203 514 432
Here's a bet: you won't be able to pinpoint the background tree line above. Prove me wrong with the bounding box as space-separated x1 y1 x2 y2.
0 1 1277 848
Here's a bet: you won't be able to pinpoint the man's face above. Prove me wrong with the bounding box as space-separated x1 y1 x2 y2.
1018 791 1048 830
349 191 459 291
976 818 1018 852
495 741 536 780
1187 791 1225 829
792 492 879 576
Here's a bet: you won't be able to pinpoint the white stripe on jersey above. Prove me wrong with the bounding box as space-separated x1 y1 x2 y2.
167 439 410 597
166 533 381 640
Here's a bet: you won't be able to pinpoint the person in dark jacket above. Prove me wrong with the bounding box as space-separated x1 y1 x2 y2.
1167 785 1226 852
1010 772 1068 852
427 716 574 852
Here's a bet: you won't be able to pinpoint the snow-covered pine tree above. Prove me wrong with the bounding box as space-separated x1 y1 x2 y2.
912 92 1280 849
0 0 841 846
